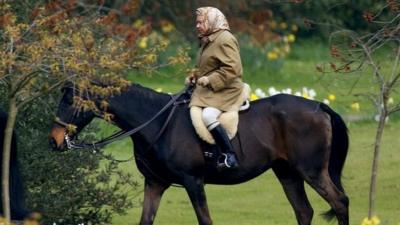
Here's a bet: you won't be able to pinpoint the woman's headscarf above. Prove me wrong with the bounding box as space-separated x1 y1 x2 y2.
196 7 230 38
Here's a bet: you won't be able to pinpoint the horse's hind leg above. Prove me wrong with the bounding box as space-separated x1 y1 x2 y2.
139 179 170 225
273 162 313 225
183 175 213 225
302 170 349 225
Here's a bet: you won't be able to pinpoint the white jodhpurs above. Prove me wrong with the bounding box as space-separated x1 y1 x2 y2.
202 107 222 130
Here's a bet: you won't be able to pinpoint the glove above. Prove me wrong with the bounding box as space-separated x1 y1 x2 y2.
197 76 210 87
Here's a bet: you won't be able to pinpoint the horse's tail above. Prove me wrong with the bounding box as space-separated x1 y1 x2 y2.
320 103 349 221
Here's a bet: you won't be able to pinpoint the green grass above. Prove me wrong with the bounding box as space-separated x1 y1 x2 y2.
94 39 400 224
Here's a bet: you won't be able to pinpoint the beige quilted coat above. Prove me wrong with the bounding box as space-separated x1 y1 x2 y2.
189 29 244 112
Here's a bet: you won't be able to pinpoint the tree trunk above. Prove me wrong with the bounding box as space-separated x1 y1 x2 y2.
2 98 18 223
368 108 387 218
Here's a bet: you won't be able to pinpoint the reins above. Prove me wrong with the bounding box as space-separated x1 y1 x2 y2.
55 85 193 187
56 85 192 152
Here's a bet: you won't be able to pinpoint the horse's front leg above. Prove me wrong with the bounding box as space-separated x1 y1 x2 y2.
139 179 170 225
183 175 213 225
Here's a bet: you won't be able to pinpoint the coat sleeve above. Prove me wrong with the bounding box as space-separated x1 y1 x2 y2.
207 36 242 92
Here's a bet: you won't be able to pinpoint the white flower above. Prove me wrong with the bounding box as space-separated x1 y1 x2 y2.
255 88 266 98
283 36 288 42
268 87 280 96
374 114 389 123
308 89 317 98
323 99 330 105
294 91 302 96
301 87 314 99
282 88 292 94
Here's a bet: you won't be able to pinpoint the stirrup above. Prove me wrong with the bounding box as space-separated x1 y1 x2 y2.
223 153 233 168
217 153 233 169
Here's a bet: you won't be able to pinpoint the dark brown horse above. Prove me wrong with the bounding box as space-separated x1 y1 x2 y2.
49 83 349 225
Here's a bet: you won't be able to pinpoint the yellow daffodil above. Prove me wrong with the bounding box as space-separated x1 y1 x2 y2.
270 20 277 29
155 87 163 92
362 218 372 225
139 37 148 49
361 216 381 225
144 53 156 63
283 44 290 53
250 93 259 101
328 94 336 101
302 93 311 99
291 24 298 32
161 22 175 33
159 39 170 49
272 47 283 57
388 97 394 105
288 34 296 43
351 102 360 111
267 51 279 60
133 19 143 28
371 216 380 225
280 22 288 29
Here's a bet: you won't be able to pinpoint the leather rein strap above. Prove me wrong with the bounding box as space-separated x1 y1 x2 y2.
57 86 192 151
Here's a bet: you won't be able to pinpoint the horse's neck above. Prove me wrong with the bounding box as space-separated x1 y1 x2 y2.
108 84 171 144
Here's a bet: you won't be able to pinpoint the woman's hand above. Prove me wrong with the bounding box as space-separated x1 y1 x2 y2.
185 75 196 86
197 76 210 87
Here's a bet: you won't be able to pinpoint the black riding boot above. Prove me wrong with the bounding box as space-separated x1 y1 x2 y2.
209 124 238 169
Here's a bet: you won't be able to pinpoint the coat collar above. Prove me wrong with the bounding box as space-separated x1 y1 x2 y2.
207 29 228 42
199 29 228 48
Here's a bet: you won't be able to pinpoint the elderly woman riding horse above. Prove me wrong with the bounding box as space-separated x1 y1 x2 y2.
187 7 245 169
49 7 350 225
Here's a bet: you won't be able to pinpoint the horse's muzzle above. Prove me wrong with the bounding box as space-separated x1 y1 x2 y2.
49 136 65 151
49 125 67 151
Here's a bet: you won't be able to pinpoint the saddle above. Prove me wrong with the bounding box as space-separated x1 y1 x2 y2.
190 83 251 145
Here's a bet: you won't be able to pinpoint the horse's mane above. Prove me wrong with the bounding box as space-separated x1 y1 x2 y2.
64 81 172 108
121 83 171 105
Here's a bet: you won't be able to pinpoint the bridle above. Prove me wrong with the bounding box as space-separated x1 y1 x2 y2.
54 85 193 152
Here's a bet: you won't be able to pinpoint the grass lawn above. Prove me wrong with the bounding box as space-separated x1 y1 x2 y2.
92 39 400 224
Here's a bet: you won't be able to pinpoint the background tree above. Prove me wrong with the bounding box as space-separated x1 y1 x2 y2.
99 0 388 40
316 0 400 221
0 0 188 223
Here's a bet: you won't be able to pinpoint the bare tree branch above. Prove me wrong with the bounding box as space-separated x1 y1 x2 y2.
18 74 79 109
389 44 400 84
354 93 380 109
360 42 385 84
388 104 400 114
11 71 41 97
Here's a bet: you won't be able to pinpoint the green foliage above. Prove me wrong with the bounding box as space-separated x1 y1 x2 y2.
0 90 140 225
267 0 390 37
134 0 393 40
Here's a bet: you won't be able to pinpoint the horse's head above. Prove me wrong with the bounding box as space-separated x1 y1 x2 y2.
49 83 96 151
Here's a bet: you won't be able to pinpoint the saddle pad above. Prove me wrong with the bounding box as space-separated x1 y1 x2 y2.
190 83 251 144
190 106 238 144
